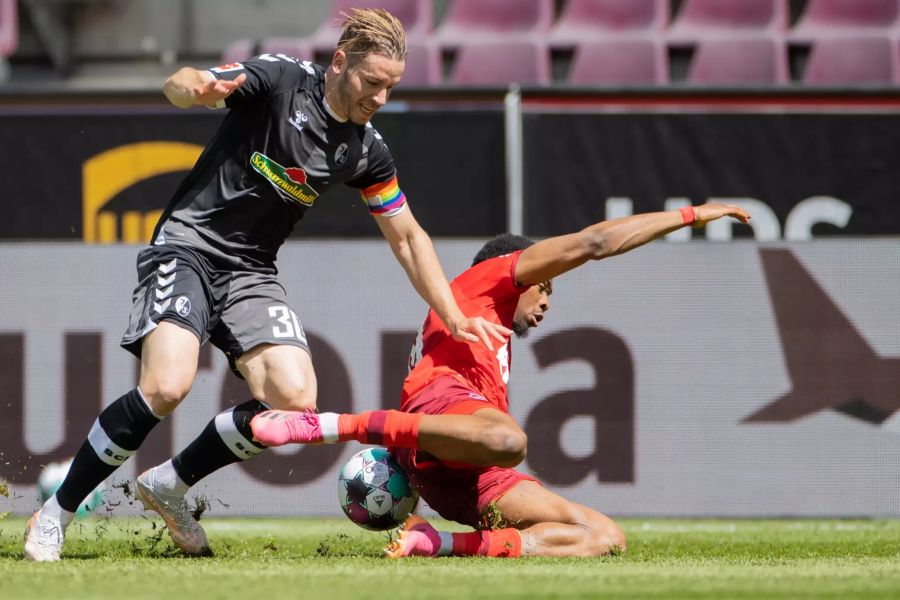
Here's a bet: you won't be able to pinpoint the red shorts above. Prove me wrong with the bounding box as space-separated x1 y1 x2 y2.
392 376 541 529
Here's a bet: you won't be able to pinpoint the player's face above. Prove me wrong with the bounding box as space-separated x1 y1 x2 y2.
512 281 552 338
333 51 404 125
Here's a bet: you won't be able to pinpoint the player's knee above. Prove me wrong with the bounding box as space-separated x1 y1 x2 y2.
139 380 191 415
481 424 527 466
587 519 627 556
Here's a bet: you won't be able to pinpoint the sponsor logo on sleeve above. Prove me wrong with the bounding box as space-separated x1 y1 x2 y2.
210 62 244 73
250 152 319 206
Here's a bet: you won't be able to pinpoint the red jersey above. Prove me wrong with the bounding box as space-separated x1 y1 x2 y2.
401 251 528 413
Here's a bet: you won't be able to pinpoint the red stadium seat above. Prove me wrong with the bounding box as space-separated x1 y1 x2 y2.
686 36 789 85
449 40 551 86
802 35 897 85
433 0 554 45
568 38 669 85
307 0 433 52
549 0 668 47
670 0 788 40
401 41 442 86
0 0 18 57
794 0 900 34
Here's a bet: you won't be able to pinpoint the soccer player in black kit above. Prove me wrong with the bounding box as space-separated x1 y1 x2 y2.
24 9 510 561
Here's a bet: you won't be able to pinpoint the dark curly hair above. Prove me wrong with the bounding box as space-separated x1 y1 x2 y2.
472 233 534 266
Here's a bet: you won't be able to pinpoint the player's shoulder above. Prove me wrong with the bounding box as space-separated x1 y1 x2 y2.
470 252 521 274
455 253 519 288
271 55 324 87
238 53 324 87
363 120 388 146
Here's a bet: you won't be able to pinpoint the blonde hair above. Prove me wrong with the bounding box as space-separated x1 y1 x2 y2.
336 8 407 63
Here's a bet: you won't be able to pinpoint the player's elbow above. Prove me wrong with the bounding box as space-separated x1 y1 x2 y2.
482 424 527 467
389 224 427 269
163 68 199 109
582 229 615 261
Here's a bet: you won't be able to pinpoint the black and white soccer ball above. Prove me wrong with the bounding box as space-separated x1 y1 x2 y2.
337 447 418 531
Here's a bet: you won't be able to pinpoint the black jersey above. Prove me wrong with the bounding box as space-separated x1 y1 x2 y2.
151 54 406 273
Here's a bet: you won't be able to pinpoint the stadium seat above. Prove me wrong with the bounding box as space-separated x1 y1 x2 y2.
401 41 442 85
433 0 554 45
449 40 551 86
0 0 18 57
686 36 789 85
669 0 788 40
549 0 668 47
193 0 325 58
567 38 669 85
793 0 900 35
802 35 897 85
306 0 432 53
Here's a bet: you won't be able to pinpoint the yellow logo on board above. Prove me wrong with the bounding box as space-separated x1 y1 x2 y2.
82 141 203 243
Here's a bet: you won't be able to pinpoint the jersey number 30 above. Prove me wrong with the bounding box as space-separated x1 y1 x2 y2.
268 305 306 342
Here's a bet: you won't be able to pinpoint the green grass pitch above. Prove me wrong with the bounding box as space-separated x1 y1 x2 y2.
2 516 899 599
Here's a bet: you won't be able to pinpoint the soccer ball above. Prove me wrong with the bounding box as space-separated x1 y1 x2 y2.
36 457 104 517
337 447 418 531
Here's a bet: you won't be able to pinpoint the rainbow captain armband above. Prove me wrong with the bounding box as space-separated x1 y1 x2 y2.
361 176 407 217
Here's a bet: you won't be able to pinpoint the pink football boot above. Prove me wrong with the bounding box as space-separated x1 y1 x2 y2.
250 410 325 447
385 516 444 558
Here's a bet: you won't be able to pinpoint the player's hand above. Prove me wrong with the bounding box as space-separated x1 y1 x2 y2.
449 316 512 351
195 73 246 107
692 203 752 227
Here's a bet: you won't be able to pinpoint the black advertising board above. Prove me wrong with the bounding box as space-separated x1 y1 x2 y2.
1 105 898 241
522 112 900 238
0 109 506 240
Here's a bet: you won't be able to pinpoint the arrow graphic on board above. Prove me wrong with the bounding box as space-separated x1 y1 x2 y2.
745 249 900 425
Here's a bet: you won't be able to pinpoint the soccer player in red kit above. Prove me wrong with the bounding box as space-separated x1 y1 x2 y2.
252 203 751 558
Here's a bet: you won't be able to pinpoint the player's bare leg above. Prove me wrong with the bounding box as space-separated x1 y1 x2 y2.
237 343 318 411
387 481 624 559
251 405 526 468
415 408 526 467
493 481 625 557
137 322 202 416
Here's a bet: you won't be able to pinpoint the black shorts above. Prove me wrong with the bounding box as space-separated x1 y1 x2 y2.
120 245 309 376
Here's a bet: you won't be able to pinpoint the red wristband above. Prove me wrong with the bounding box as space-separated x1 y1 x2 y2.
679 206 695 225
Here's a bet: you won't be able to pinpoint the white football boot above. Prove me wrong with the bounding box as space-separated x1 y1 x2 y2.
136 468 211 556
24 509 65 562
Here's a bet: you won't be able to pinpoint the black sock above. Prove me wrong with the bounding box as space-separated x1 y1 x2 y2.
171 400 268 486
55 388 162 512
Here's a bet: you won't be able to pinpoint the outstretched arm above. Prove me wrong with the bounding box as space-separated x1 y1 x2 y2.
163 67 246 109
375 206 512 349
515 204 751 286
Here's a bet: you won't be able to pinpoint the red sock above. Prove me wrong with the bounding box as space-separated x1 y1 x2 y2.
337 410 422 447
451 529 522 558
